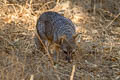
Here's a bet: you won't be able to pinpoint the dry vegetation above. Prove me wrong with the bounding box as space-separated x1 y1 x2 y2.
0 0 120 80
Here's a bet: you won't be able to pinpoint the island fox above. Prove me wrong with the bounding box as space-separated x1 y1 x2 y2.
35 11 79 62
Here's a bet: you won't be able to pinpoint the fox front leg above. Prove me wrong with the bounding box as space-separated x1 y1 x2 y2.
52 49 59 64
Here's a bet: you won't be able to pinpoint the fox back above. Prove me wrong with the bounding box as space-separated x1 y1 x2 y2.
35 11 78 62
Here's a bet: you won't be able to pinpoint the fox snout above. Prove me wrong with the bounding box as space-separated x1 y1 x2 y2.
64 51 73 62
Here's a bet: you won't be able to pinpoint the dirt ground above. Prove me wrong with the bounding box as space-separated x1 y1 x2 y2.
0 0 120 80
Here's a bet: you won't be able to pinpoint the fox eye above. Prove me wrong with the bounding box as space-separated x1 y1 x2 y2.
63 50 67 54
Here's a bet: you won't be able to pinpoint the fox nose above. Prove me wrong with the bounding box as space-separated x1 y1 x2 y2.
66 55 72 63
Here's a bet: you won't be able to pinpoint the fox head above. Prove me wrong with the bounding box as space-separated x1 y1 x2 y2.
58 33 81 62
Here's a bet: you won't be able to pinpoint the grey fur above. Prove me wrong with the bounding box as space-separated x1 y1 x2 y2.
35 11 77 62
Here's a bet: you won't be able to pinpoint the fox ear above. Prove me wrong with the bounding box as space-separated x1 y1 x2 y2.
73 33 82 42
59 35 66 44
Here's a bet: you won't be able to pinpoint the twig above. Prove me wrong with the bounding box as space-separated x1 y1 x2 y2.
106 13 120 28
35 31 54 66
35 31 60 80
70 65 76 80
30 74 34 80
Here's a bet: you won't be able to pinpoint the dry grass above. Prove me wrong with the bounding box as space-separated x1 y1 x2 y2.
0 0 120 80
